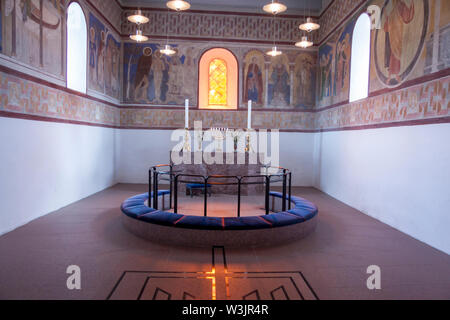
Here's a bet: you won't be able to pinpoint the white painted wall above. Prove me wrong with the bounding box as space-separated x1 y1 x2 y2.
4 116 448 255
313 123 450 254
116 130 316 186
0 117 116 235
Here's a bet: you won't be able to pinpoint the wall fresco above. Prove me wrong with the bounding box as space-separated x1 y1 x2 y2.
0 70 120 126
243 50 265 106
293 52 316 108
374 0 429 87
0 68 447 132
316 75 449 130
119 108 316 131
370 0 448 92
88 11 121 99
7 0 64 75
316 0 450 108
122 42 199 106
268 54 290 107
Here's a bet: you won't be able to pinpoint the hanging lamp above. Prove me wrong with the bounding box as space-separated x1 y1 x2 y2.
166 0 191 11
299 17 320 32
263 0 287 15
295 36 313 48
130 28 148 42
127 9 149 24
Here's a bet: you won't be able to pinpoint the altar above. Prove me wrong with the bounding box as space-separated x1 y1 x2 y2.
171 152 265 195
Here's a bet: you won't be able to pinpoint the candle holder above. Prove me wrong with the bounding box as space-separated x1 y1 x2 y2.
245 133 252 153
183 128 191 152
211 127 227 152
196 130 204 151
229 130 242 151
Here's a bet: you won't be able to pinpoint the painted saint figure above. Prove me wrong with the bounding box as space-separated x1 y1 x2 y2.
319 53 331 100
96 30 106 88
151 50 165 103
383 0 415 82
334 33 350 95
295 55 314 106
134 47 153 102
270 63 290 106
245 57 263 105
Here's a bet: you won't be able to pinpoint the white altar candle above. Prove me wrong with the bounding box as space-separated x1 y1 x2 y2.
247 100 252 129
185 99 189 129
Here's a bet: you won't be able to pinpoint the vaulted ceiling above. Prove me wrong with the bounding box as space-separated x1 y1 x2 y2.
119 0 330 15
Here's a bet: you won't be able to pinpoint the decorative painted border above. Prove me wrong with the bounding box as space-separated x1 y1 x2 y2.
0 62 448 132
0 69 120 128
315 75 450 131
317 0 368 45
120 9 318 45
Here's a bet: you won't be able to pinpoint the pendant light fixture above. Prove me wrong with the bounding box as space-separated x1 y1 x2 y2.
299 17 320 32
160 44 176 56
263 0 287 15
130 28 148 42
127 9 149 24
295 0 318 49
299 0 320 32
128 8 149 42
295 36 313 48
266 9 283 57
160 8 176 56
266 46 282 57
166 0 191 11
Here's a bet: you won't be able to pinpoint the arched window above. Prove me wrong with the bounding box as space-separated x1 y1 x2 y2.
349 13 371 103
199 48 238 110
67 2 87 93
208 59 228 106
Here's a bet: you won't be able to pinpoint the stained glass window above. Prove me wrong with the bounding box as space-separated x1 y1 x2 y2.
208 59 227 106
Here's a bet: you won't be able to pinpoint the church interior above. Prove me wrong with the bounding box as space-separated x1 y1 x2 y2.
0 0 449 301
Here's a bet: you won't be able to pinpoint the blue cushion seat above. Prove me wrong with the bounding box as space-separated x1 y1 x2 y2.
187 183 212 189
139 210 185 226
121 190 318 230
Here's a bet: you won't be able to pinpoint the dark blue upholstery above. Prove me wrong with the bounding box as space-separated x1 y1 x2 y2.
263 211 305 226
139 210 185 226
175 216 223 230
121 190 318 230
223 216 272 230
186 183 212 189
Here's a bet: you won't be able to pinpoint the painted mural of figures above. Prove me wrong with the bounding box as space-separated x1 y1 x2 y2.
1 0 15 56
16 0 41 67
245 57 263 104
243 50 265 106
88 12 112 93
41 0 64 75
181 47 197 100
294 53 316 108
122 43 195 105
111 45 120 95
96 30 105 88
151 50 165 103
269 61 290 107
383 0 415 82
105 34 120 98
168 52 182 97
134 46 152 102
334 33 351 96
319 51 332 100
375 0 428 87
89 27 97 84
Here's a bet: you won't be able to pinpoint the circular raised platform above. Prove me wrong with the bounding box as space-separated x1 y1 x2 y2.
121 191 318 248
